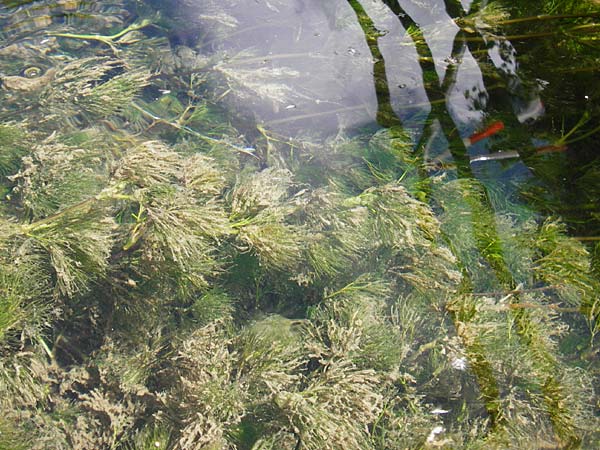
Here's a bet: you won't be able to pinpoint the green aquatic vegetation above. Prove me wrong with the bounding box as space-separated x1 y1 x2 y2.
23 205 115 298
228 168 313 273
166 302 394 449
457 3 510 33
169 321 249 450
354 183 439 249
290 188 371 281
529 219 600 337
109 142 233 292
391 243 461 296
456 2 600 33
54 363 151 449
9 136 112 219
0 352 49 411
123 35 176 75
234 315 304 396
231 126 597 448
235 210 308 273
275 308 386 449
114 140 188 188
450 291 598 447
438 180 538 288
305 231 364 281
434 181 497 288
256 130 372 193
0 342 165 450
49 19 153 53
0 124 30 179
0 417 29 450
41 57 151 120
366 129 422 179
273 360 383 450
124 425 171 450
519 157 600 237
310 279 404 371
502 0 600 17
531 219 599 304
190 289 235 326
0 197 115 299
229 167 294 219
428 172 600 445
0 258 50 344
125 186 227 271
0 2 599 449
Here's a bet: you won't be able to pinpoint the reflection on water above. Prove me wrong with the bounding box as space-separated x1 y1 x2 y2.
173 0 550 169
170 0 380 135
171 0 599 227
1 0 600 448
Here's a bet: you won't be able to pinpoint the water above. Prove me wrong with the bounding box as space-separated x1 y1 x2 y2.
0 1 599 449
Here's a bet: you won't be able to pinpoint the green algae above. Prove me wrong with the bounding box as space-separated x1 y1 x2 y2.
0 1 599 449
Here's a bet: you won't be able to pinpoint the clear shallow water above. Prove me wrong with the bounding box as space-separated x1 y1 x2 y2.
169 0 512 139
167 0 600 226
168 2 546 139
1 1 599 449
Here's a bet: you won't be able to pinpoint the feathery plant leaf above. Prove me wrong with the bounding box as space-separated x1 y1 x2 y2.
114 140 186 188
457 2 511 33
230 167 294 219
0 1 599 448
311 276 404 371
22 203 115 297
353 182 439 250
41 57 151 119
0 259 51 344
124 425 171 450
113 140 231 287
171 321 246 450
0 124 30 179
531 218 600 306
235 315 303 396
9 136 111 219
190 289 235 326
273 359 383 450
235 210 308 273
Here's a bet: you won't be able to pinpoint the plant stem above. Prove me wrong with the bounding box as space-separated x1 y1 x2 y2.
563 123 600 145
130 102 258 158
49 19 152 52
265 105 370 126
22 188 133 232
471 285 558 297
497 12 600 26
464 31 556 42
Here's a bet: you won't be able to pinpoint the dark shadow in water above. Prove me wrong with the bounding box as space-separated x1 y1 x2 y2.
354 0 509 430
346 0 403 129
346 2 584 440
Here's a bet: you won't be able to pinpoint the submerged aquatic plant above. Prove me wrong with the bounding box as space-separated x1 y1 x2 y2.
0 124 30 180
41 57 151 121
457 3 511 33
49 19 154 53
0 1 599 449
9 133 112 219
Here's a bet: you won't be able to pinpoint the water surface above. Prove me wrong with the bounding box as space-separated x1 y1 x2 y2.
1 0 599 448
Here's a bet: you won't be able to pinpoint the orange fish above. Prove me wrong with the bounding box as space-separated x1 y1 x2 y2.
463 121 505 147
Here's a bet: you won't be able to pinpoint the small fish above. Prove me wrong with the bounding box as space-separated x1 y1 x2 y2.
463 121 505 147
